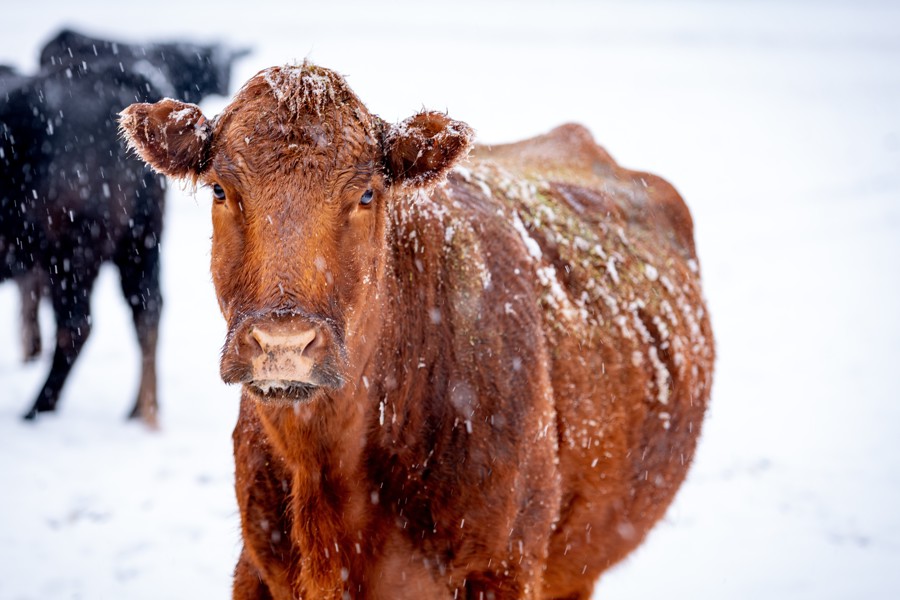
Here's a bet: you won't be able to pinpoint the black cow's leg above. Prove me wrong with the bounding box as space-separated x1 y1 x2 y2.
116 216 162 428
22 261 98 420
17 268 43 362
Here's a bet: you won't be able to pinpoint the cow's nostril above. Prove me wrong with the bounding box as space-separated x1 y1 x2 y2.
303 330 321 355
247 327 264 353
298 329 317 356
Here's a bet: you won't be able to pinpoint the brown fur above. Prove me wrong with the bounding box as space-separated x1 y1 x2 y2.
119 98 212 180
120 62 714 600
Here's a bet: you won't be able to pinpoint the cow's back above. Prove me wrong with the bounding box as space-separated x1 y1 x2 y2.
473 123 697 260
404 124 714 596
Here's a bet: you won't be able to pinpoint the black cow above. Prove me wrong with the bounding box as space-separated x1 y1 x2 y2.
1 65 44 361
40 28 249 104
7 32 248 364
1 65 25 86
0 31 246 425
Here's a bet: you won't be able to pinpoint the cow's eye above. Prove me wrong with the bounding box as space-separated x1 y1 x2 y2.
359 189 374 206
212 183 226 202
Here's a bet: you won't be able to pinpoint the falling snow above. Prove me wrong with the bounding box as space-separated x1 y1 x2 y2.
0 3 898 600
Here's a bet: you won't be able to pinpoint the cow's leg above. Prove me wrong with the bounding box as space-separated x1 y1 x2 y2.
542 586 594 600
544 593 592 600
464 569 545 600
22 260 98 419
233 547 275 600
115 182 163 428
17 269 42 362
116 242 162 428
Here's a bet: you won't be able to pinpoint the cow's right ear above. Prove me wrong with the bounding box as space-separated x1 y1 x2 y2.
382 111 474 189
119 99 212 180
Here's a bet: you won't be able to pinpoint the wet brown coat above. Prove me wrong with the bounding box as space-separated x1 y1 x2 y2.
120 63 714 600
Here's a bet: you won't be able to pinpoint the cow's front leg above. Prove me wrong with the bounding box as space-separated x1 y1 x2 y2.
463 568 545 600
233 547 275 600
23 255 99 419
17 269 43 362
118 170 164 427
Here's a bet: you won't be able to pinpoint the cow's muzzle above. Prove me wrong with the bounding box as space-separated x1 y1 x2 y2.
220 312 345 402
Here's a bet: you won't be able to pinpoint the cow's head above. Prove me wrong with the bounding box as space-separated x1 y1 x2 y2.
120 63 472 403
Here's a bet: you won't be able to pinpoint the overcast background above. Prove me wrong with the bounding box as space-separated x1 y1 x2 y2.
1 1 899 598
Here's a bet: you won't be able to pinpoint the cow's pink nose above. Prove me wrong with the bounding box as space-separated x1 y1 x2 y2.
245 324 320 384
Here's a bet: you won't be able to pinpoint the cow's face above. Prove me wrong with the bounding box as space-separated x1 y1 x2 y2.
120 63 472 403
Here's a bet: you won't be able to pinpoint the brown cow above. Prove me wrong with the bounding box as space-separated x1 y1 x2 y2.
120 62 714 600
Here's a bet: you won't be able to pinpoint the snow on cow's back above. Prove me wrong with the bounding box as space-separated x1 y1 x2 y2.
474 123 698 260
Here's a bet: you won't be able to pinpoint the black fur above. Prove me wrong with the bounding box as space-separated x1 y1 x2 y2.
0 30 245 421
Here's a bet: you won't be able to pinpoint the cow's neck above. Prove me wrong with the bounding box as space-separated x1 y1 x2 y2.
253 374 373 594
250 255 393 592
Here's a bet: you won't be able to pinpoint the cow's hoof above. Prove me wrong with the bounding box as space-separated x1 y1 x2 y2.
21 333 42 363
127 404 160 430
22 402 55 421
22 346 41 363
127 404 141 420
142 413 160 431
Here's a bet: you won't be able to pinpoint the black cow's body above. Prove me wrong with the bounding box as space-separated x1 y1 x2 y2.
40 29 247 104
0 30 244 423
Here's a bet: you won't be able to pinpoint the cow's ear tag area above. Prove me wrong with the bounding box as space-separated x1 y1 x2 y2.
119 98 212 181
383 111 474 189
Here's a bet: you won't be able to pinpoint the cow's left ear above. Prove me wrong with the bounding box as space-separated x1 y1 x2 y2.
383 111 474 189
119 99 212 181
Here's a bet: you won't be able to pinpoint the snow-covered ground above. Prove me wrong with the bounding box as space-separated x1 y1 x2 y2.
2 1 899 598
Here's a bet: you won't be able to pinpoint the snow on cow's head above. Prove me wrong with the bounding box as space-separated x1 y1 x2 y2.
120 61 473 189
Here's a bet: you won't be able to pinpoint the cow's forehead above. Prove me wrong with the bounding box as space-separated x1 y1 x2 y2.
256 64 358 118
212 64 380 164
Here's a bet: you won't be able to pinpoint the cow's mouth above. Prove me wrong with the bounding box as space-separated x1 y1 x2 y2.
249 380 320 403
